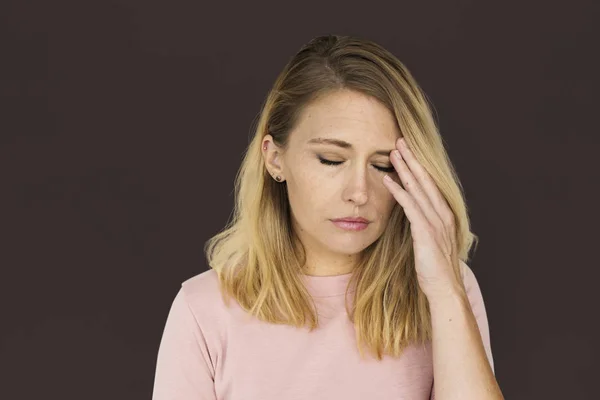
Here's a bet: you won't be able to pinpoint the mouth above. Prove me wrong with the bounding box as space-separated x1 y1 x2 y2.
330 218 370 231
331 217 370 223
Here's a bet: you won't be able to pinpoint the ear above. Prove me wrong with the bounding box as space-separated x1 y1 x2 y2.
262 134 285 181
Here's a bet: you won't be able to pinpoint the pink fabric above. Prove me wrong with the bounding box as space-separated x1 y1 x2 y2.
152 265 494 400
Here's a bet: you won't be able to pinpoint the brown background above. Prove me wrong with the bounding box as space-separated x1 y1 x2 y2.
1 0 598 398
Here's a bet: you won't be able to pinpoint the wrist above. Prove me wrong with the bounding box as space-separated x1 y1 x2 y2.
427 284 468 312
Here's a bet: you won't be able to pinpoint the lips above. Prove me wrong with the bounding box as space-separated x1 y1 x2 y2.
331 217 370 223
331 218 370 231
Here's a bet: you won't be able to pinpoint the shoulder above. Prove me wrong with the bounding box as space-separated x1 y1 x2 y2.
457 260 489 318
458 259 479 293
457 259 489 315
177 268 227 318
173 268 229 343
180 268 221 301
458 260 495 372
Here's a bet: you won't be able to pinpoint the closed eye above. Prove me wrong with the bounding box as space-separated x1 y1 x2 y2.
318 157 395 173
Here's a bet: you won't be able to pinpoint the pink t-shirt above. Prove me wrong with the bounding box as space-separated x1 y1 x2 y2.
152 265 494 400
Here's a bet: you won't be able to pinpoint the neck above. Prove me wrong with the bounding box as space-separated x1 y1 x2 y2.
301 249 360 277
292 226 361 277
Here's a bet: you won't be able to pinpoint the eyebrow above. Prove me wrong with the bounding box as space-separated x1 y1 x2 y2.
307 137 393 156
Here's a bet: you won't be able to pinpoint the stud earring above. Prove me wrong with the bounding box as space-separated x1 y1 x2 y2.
275 175 282 182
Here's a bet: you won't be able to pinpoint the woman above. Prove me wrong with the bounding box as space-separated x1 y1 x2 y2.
152 34 504 399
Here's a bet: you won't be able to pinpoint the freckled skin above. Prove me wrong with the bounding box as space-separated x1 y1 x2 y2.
263 89 403 276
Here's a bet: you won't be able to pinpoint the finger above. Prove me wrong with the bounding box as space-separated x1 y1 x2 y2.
382 175 432 243
397 138 454 226
390 147 444 232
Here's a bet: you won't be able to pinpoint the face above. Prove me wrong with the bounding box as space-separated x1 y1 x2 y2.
263 89 403 274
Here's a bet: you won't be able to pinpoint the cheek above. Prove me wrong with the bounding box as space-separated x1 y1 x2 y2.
292 163 333 197
287 180 338 227
287 174 327 210
373 187 398 218
291 170 323 198
303 167 329 189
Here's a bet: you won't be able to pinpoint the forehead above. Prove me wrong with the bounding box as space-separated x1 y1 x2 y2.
292 89 401 145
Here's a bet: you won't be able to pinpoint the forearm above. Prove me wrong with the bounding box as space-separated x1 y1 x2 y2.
429 290 504 400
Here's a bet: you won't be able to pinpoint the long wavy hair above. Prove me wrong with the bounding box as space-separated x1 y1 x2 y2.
204 34 478 361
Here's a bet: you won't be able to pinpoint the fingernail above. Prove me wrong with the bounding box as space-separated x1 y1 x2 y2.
393 150 401 159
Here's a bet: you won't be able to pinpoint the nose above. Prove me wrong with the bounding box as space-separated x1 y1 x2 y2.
343 165 369 206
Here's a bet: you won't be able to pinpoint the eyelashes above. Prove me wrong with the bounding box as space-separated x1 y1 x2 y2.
317 156 395 173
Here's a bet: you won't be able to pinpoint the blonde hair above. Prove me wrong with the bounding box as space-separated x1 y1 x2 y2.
204 34 478 361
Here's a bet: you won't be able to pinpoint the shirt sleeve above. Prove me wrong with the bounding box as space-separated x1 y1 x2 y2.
461 262 495 374
152 287 218 400
429 262 496 400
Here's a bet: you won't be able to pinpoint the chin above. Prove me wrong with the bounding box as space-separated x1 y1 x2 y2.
325 238 375 256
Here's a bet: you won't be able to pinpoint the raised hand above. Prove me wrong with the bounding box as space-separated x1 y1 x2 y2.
382 137 464 302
